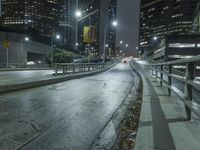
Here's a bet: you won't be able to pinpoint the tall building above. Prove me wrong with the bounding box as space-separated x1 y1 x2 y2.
139 0 197 55
0 0 60 44
59 0 78 50
77 0 117 58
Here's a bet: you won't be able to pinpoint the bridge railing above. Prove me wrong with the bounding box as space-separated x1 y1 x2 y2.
131 56 200 120
53 60 118 76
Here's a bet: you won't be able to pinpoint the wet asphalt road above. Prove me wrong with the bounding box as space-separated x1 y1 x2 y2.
0 62 135 150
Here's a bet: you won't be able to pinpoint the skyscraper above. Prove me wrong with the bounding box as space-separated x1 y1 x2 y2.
77 0 117 57
59 0 77 49
139 0 197 55
0 0 60 44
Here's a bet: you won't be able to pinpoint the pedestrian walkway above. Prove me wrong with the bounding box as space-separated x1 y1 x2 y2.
134 74 200 150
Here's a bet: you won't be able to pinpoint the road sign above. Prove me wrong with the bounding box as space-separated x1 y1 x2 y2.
2 40 10 48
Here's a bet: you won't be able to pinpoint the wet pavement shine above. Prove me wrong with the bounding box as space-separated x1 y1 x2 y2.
0 62 135 150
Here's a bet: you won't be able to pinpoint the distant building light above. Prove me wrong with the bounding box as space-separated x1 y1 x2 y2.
168 55 193 59
168 43 195 48
27 61 35 65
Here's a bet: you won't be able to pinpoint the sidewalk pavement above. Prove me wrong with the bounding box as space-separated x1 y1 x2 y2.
134 70 200 150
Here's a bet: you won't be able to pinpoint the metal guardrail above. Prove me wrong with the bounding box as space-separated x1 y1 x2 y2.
53 60 118 76
132 56 200 120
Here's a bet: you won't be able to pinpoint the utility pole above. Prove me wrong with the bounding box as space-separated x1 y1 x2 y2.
75 0 78 50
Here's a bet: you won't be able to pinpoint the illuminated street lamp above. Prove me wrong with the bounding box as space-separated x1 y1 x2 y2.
21 36 30 65
120 41 123 44
75 10 82 50
56 34 61 39
25 37 29 41
112 21 118 26
126 44 129 47
51 33 61 64
153 36 158 41
75 10 82 18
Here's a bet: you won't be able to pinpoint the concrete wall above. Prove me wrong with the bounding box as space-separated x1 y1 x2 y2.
0 31 51 67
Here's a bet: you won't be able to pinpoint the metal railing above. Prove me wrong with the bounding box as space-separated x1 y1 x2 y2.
53 60 118 76
131 56 200 120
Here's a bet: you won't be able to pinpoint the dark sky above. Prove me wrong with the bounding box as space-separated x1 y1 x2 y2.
116 0 140 57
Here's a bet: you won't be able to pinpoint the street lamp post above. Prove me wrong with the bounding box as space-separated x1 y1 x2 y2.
51 34 60 65
20 37 29 66
103 21 118 63
75 10 82 50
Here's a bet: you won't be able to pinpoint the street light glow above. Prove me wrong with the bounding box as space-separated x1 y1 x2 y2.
75 10 82 18
76 43 79 46
112 21 118 26
120 41 123 44
56 34 61 39
126 44 129 47
153 36 158 40
25 37 29 41
106 44 109 47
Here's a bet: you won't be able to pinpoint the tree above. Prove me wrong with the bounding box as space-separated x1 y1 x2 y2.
45 49 74 64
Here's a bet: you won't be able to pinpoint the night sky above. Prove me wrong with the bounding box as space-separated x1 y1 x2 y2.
116 0 140 57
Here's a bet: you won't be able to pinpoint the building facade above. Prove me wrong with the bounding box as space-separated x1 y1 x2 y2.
147 34 200 62
0 0 60 44
139 0 198 55
0 31 51 67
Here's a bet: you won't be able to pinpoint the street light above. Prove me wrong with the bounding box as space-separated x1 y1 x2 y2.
153 36 158 41
25 37 29 41
120 41 123 44
126 44 129 47
112 21 118 27
56 34 61 39
21 36 30 65
103 20 118 63
75 10 82 50
106 44 109 47
75 10 82 18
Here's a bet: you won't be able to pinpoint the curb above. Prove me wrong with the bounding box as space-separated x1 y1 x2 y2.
90 65 139 149
0 62 118 94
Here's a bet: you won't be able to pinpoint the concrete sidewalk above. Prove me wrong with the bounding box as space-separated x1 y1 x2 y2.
134 73 200 150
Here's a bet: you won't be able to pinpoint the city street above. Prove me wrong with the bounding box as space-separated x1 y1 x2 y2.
0 62 136 150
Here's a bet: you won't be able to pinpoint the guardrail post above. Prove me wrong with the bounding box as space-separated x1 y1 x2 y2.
55 65 58 76
150 65 154 77
184 62 195 120
62 66 65 75
73 64 75 73
168 65 172 96
155 65 158 79
160 65 163 87
65 65 68 74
